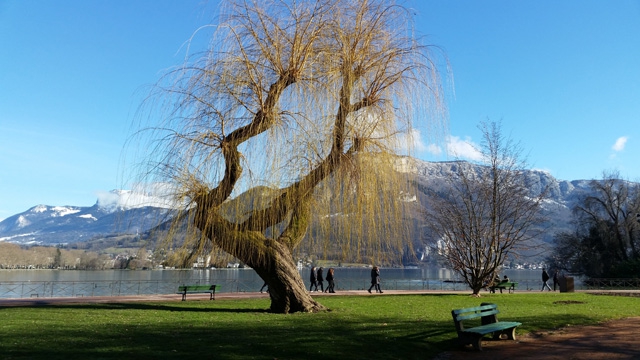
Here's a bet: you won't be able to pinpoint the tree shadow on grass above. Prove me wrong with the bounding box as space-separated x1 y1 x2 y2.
1 311 456 360
1 301 271 313
1 297 613 360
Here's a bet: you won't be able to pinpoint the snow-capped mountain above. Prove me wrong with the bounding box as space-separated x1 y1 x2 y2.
398 157 597 245
0 190 176 245
0 158 623 249
396 157 594 210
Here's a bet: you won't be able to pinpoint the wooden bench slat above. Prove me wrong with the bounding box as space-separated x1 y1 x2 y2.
455 309 499 321
178 285 217 291
489 282 518 293
177 284 219 301
461 321 522 335
452 304 495 315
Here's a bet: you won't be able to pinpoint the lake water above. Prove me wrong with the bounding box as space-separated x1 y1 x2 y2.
0 267 548 299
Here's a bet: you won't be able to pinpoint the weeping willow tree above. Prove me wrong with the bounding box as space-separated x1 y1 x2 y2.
134 0 445 313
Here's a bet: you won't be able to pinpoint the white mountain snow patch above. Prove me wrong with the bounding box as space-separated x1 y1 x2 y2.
50 206 80 217
30 205 80 217
0 232 38 242
33 205 48 213
78 214 98 221
16 215 30 228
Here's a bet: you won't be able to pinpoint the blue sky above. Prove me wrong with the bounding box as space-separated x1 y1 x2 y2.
1 0 639 220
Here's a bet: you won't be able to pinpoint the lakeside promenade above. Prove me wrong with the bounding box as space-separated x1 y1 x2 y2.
2 288 639 307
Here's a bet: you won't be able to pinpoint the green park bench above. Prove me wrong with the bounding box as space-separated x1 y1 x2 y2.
177 284 220 301
451 303 522 351
489 281 518 293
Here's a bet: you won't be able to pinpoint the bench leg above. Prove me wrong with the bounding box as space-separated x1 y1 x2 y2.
473 336 483 351
459 334 484 351
491 327 517 341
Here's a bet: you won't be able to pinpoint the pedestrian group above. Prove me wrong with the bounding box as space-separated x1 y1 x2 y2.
259 265 560 294
307 265 386 294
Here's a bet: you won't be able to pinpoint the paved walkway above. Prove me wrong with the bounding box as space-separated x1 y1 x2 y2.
0 289 449 306
1 289 639 307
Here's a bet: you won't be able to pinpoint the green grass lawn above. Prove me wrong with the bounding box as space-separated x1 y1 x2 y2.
1 293 639 360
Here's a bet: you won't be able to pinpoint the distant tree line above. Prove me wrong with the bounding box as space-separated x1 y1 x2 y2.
548 172 640 278
0 243 146 270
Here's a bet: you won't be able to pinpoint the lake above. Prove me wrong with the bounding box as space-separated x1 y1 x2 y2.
0 267 548 299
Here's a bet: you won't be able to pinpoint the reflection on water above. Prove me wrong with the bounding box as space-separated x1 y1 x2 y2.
0 267 544 299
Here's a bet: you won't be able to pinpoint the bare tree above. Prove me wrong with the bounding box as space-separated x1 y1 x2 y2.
551 172 640 277
133 0 445 313
576 172 640 262
423 121 547 296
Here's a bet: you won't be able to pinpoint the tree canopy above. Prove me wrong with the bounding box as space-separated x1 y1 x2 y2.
132 0 446 313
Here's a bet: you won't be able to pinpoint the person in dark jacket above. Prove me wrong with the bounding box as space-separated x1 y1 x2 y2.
325 268 335 293
316 267 324 293
367 266 382 293
309 266 318 291
541 268 552 291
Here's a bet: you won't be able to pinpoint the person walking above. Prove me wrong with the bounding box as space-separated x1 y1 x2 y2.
309 266 318 292
325 268 335 293
316 267 324 293
541 268 552 291
367 266 382 293
260 281 269 293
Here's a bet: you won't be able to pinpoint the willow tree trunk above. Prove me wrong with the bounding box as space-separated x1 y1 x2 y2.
193 205 325 313
250 240 325 313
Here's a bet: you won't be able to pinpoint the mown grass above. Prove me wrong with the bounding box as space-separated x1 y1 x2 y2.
1 293 639 360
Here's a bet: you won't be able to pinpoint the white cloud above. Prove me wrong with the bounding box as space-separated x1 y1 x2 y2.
446 135 483 161
426 143 443 156
612 136 628 152
397 128 428 153
423 135 483 161
96 183 184 211
400 129 482 161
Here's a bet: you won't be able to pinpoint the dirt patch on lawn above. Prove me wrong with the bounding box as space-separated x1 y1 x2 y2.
437 317 640 360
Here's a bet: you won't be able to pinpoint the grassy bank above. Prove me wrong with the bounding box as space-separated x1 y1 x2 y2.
2 293 639 359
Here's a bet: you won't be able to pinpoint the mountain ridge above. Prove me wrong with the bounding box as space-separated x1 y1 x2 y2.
0 158 626 251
